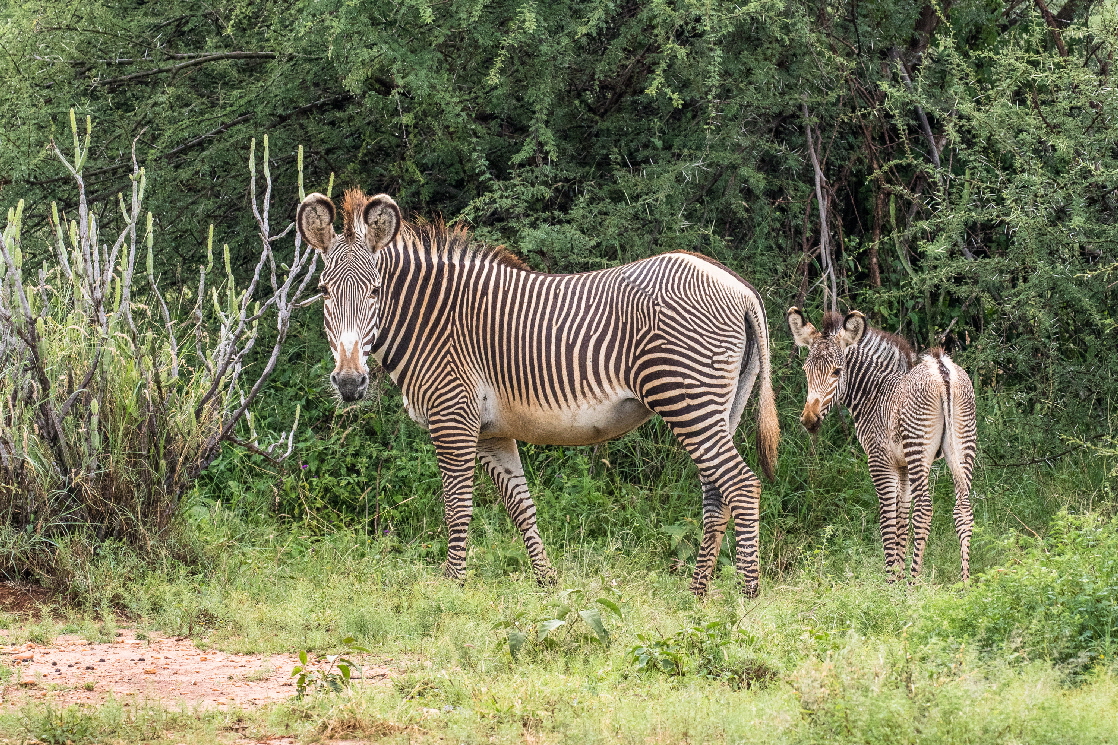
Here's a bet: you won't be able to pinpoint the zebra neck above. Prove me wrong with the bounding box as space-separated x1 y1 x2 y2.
840 331 911 425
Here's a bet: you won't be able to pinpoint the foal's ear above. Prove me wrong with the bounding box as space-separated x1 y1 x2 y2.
297 193 336 253
838 311 867 348
363 194 402 250
786 307 819 348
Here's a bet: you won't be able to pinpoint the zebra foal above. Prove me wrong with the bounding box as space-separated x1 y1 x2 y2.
786 308 977 580
297 189 780 596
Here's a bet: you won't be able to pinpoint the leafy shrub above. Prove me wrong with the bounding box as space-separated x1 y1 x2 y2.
0 116 315 585
919 512 1118 668
630 620 777 689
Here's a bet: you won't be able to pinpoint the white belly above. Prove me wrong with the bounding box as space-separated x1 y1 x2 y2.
482 391 653 446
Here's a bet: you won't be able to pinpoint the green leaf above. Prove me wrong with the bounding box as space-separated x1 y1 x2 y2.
298 650 308 665
596 597 623 619
507 629 526 659
537 618 566 641
579 607 610 645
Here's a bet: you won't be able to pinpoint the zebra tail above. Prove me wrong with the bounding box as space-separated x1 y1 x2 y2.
752 302 780 482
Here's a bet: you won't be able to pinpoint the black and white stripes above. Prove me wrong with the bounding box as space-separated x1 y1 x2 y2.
788 308 977 581
298 190 780 596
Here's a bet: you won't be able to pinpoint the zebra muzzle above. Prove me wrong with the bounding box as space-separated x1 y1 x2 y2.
331 371 369 401
800 400 822 433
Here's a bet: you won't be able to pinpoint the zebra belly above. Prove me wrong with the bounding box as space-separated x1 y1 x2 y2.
482 394 653 446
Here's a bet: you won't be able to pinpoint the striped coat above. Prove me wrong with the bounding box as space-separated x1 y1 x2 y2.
298 189 779 596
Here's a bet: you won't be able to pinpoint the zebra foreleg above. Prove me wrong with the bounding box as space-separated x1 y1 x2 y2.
689 481 730 596
430 418 480 584
868 456 904 580
477 438 556 586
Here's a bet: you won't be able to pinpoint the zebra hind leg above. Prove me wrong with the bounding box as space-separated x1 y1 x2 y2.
689 481 730 596
684 437 762 598
942 379 977 581
904 451 937 580
477 438 556 586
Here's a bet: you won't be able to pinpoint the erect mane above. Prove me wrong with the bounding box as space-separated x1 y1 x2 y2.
341 188 370 243
822 311 917 369
338 188 531 270
400 217 531 271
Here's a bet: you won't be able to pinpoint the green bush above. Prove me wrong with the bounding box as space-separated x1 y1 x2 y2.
920 512 1118 668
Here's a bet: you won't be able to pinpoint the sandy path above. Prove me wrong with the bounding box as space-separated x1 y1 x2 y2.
1 629 393 710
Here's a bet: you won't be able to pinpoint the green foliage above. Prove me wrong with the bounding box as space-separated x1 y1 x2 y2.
495 586 623 659
291 636 370 698
921 512 1118 669
629 619 776 689
20 705 97 745
2 0 1114 425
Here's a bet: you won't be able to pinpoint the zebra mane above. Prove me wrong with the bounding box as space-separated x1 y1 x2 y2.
399 218 531 272
338 188 530 270
822 311 917 371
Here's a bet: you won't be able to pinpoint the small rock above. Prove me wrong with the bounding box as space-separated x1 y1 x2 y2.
13 652 33 662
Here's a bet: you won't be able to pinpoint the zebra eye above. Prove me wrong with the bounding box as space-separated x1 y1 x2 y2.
832 369 841 377
317 282 330 297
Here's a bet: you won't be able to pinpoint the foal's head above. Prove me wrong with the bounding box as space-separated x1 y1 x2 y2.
786 308 867 434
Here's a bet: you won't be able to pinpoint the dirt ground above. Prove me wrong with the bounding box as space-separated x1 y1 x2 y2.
0 629 395 710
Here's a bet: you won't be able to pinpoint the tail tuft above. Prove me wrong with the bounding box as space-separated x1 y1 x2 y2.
757 372 779 481
753 304 780 482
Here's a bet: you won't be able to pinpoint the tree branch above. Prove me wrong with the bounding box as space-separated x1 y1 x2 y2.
93 52 278 87
1033 0 1069 57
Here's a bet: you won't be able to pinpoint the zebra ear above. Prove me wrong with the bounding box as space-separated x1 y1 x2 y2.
363 194 401 250
839 311 867 348
786 307 818 348
297 193 336 253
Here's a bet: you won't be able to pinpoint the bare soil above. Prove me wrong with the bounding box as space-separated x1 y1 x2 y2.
0 629 394 710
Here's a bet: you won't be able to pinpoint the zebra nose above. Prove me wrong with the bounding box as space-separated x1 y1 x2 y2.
332 372 367 402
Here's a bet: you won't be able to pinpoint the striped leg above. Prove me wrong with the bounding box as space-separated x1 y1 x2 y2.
477 438 556 585
948 466 974 581
942 381 977 581
905 442 939 579
681 435 762 597
429 412 480 583
868 454 904 579
689 481 730 595
905 399 944 578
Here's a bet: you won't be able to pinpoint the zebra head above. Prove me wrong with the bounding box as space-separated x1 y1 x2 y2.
297 190 402 402
787 308 867 434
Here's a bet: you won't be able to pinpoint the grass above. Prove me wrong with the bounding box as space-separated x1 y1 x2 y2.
2 477 1117 744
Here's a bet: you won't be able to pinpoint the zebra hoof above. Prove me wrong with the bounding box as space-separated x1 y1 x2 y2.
741 581 760 599
442 564 466 585
688 582 710 598
534 568 558 587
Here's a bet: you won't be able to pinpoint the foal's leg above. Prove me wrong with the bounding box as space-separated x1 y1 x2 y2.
477 437 556 585
867 452 904 578
941 373 978 581
905 419 943 579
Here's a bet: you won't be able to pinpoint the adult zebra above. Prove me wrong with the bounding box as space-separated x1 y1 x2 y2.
298 189 779 597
